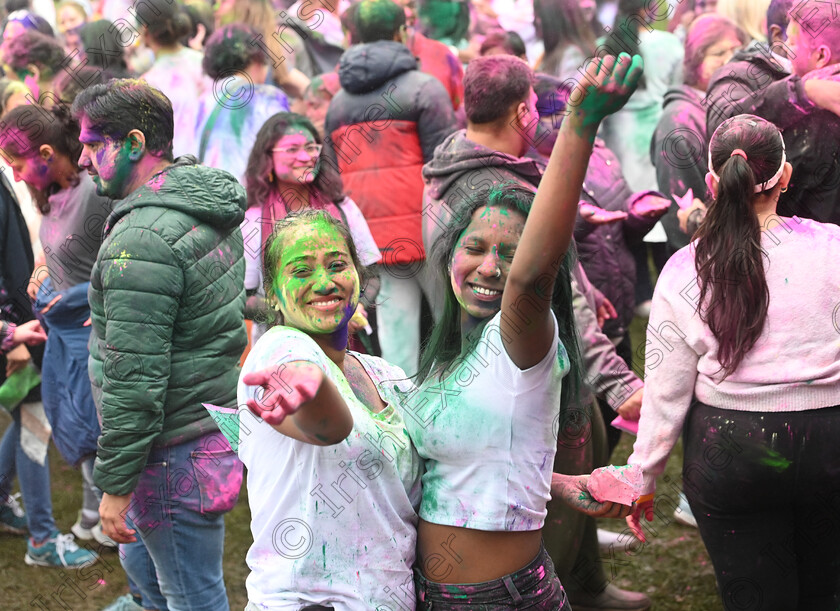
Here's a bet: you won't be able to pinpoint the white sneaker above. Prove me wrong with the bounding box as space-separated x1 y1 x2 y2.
672 493 698 528
597 527 625 551
633 300 652 318
72 511 118 548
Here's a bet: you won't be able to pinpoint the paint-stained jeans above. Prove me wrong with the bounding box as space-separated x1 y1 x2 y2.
683 401 840 611
414 544 572 610
121 431 243 611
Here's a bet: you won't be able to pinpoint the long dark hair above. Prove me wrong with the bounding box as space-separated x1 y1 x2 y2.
694 115 785 377
535 0 596 76
244 112 344 212
417 184 582 412
0 102 82 214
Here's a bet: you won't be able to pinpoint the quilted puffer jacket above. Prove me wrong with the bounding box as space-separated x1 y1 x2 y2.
88 157 247 495
325 41 457 264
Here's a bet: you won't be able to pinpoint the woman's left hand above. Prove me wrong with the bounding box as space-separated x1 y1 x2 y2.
551 473 633 518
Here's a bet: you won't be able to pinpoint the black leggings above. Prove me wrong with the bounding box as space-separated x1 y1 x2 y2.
682 401 840 611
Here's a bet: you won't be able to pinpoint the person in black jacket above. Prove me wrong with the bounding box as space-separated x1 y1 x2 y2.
705 0 840 225
652 13 746 251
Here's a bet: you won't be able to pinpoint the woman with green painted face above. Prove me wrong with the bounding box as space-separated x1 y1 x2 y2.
242 112 381 348
404 55 645 609
237 209 422 610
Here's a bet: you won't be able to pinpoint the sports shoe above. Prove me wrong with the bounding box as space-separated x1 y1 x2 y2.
672 492 698 528
101 593 144 611
567 583 652 611
71 511 118 549
25 531 99 568
0 493 27 535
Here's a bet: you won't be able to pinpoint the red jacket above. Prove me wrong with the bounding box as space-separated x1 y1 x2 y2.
324 41 457 264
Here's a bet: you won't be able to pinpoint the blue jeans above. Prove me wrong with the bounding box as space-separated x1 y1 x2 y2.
121 431 243 611
414 544 572 610
0 406 56 542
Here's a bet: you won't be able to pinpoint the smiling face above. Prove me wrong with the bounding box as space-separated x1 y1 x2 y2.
449 205 525 322
272 219 361 336
271 127 320 186
78 116 134 199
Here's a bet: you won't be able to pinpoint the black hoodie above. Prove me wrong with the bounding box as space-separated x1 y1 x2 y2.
652 85 708 251
706 42 840 226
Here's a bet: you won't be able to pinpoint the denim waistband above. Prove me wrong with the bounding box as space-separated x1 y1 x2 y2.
414 543 555 605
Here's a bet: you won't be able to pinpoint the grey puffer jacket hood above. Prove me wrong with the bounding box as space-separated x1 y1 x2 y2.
338 41 418 94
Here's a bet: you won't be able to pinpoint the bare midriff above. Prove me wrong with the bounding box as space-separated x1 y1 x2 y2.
417 518 542 584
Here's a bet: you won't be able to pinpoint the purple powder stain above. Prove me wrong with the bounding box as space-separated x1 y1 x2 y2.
148 174 166 192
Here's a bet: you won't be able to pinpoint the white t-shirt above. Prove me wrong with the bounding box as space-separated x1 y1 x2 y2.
237 327 422 610
403 311 569 531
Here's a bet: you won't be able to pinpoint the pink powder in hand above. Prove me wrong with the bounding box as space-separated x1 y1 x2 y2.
587 464 644 505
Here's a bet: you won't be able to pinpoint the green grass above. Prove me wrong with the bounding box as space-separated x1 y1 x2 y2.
0 314 724 610
0 437 253 611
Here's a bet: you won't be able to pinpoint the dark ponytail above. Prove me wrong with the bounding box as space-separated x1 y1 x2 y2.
693 115 785 377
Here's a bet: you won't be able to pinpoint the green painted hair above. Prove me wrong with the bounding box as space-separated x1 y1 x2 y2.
416 183 582 412
261 209 365 328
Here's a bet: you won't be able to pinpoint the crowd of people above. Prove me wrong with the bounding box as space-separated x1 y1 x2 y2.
0 0 838 609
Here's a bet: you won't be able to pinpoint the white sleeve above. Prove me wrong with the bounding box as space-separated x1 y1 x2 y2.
339 197 382 266
628 259 700 494
240 206 263 292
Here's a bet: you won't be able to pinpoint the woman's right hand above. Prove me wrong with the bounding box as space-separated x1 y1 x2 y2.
243 362 324 426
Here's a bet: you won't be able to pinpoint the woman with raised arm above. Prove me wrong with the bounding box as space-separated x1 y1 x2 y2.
628 114 840 610
236 210 422 610
406 53 644 609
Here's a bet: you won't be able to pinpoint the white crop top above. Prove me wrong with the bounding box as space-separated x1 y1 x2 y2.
403 311 569 531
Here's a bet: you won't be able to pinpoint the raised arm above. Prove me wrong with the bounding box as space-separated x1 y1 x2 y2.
501 54 644 369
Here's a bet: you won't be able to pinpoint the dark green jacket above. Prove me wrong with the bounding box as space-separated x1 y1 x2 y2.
88 157 247 495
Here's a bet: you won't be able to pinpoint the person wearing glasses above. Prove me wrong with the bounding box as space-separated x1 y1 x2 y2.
242 112 381 345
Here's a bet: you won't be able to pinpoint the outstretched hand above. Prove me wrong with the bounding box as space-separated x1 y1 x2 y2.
551 473 633 519
580 202 628 225
242 362 324 426
571 54 644 129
